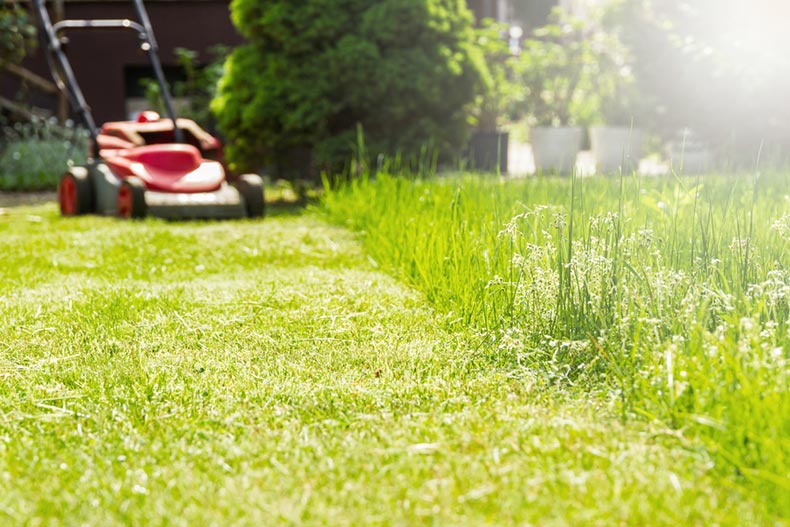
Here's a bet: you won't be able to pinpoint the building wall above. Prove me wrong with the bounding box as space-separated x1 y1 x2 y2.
466 0 501 21
2 0 242 125
469 0 561 29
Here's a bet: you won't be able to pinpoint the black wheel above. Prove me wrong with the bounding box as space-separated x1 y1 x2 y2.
59 166 94 216
234 174 265 218
117 176 147 219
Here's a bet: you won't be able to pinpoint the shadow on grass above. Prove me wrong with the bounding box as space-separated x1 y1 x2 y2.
0 188 322 220
0 191 57 208
264 196 317 218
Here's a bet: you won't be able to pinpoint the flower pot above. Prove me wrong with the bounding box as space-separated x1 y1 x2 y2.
467 130 509 174
590 126 644 175
667 130 710 175
667 147 711 175
530 126 582 175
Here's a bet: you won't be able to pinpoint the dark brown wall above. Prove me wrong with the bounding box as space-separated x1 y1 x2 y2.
466 0 558 28
466 0 497 21
3 1 243 125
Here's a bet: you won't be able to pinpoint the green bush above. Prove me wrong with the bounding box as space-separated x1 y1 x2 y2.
0 119 88 191
470 20 517 132
511 8 602 128
0 2 36 65
142 46 229 130
212 0 487 179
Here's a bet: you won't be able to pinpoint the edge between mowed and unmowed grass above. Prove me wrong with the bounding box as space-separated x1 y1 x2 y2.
321 168 790 523
0 166 787 524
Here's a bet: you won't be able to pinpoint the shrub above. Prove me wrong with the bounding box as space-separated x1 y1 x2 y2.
141 46 229 131
212 0 487 180
511 8 602 128
0 2 36 66
0 119 88 191
470 20 517 132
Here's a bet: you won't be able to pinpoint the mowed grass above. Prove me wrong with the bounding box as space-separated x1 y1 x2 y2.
0 202 771 525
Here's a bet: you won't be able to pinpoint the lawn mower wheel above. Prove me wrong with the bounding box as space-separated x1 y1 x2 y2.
234 174 265 218
59 166 95 216
118 176 148 219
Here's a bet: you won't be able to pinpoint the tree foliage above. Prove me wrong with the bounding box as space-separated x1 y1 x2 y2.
0 2 36 65
511 9 601 128
213 0 486 178
142 46 229 130
470 20 516 132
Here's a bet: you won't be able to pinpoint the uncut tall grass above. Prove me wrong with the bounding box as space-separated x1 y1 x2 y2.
321 171 790 516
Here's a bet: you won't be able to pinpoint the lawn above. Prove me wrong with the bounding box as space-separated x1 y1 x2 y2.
0 187 782 525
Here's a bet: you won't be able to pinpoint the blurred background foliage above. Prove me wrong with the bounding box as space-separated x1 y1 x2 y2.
0 1 37 66
603 0 790 164
0 119 88 191
142 45 230 132
212 0 487 180
3 0 790 189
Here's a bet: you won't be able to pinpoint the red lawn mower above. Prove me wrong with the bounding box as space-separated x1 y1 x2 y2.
32 0 263 219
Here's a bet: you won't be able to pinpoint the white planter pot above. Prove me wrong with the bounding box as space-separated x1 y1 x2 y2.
667 145 711 175
666 129 711 175
531 126 582 175
590 126 644 174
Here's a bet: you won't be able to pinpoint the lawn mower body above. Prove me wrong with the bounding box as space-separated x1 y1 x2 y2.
60 112 260 219
32 0 263 219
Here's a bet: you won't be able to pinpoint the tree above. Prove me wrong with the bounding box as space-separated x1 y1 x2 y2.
212 0 487 179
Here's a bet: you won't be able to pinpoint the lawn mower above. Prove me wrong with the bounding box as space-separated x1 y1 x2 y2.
32 0 263 219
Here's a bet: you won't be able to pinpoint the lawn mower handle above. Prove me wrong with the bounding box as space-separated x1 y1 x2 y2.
130 0 183 143
31 0 183 143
